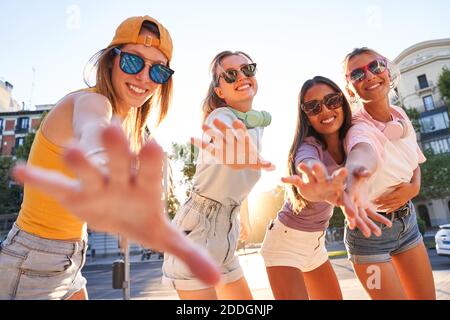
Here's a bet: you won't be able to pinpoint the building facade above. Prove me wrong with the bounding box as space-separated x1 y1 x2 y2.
394 38 450 227
0 80 21 113
0 104 52 156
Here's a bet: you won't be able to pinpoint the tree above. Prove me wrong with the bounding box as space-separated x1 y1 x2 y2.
15 131 36 161
166 188 180 221
165 142 198 220
329 207 345 228
438 66 450 105
402 106 421 132
418 149 450 200
15 111 47 161
0 157 21 215
419 149 450 199
0 112 48 215
170 142 199 195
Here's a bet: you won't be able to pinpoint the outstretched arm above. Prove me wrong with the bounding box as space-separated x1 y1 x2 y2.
343 142 392 237
281 160 348 205
13 125 221 286
192 118 275 171
72 93 114 166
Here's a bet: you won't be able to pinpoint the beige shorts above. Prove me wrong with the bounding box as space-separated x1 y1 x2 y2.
260 218 328 272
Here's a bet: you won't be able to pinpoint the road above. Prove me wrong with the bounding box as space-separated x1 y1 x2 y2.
83 248 450 300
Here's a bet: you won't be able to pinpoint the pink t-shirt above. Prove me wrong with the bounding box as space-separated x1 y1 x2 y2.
344 105 426 211
278 136 343 232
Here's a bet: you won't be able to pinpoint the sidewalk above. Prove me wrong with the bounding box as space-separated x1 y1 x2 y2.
237 249 450 300
85 251 164 267
84 243 450 300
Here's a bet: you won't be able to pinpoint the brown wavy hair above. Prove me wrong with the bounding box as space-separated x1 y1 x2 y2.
287 76 352 213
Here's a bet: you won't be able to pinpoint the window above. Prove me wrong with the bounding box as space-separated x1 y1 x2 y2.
423 137 450 154
417 74 429 89
423 95 435 111
15 137 25 148
16 117 29 132
420 111 449 134
19 117 29 129
0 118 3 134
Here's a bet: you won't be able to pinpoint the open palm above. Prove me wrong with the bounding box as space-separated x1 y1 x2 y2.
282 162 347 205
13 125 220 286
192 118 275 171
342 166 392 237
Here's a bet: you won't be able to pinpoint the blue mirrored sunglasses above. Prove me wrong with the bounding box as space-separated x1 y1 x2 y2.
113 48 174 84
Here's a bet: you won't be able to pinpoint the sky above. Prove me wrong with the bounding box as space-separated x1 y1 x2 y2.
1 0 450 205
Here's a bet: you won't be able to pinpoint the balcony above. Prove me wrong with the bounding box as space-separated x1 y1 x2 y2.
419 105 449 118
420 128 450 141
419 105 450 140
415 80 436 96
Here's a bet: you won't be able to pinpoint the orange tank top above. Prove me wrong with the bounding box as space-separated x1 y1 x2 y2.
16 129 86 240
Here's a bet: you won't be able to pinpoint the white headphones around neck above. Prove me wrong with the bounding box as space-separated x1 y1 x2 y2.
383 119 409 140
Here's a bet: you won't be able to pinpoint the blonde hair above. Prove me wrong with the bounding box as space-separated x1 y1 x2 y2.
201 51 254 122
84 22 173 150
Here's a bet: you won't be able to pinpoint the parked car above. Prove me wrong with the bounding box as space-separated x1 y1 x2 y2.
435 224 450 257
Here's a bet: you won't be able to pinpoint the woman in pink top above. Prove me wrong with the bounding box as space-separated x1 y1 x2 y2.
342 47 436 299
260 76 392 299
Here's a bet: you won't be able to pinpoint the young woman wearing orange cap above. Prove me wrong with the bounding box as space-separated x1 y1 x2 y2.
0 15 220 300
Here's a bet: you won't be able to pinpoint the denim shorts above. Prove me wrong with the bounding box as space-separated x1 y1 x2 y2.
0 224 87 300
162 192 243 291
344 201 423 264
260 218 328 272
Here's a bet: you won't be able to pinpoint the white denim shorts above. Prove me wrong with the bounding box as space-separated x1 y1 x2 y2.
162 192 243 291
260 218 328 273
0 224 87 300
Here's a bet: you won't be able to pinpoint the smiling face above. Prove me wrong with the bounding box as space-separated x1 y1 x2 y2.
303 83 345 136
111 29 168 112
213 54 258 112
345 52 391 104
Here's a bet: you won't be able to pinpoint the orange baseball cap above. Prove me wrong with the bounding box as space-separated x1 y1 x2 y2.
108 15 173 60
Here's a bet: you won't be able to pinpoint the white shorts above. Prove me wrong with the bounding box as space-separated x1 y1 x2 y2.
260 218 328 273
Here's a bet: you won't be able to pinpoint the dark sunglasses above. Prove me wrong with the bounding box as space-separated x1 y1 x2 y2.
114 48 174 84
346 59 387 83
218 63 257 84
301 92 344 116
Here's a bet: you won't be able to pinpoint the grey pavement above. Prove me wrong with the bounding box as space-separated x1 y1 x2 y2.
83 242 450 300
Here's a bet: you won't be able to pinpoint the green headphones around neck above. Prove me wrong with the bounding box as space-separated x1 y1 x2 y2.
228 107 272 129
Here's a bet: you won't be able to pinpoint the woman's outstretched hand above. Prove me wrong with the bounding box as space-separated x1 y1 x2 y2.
282 162 392 238
191 118 275 171
341 166 392 238
282 162 347 205
13 125 220 286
